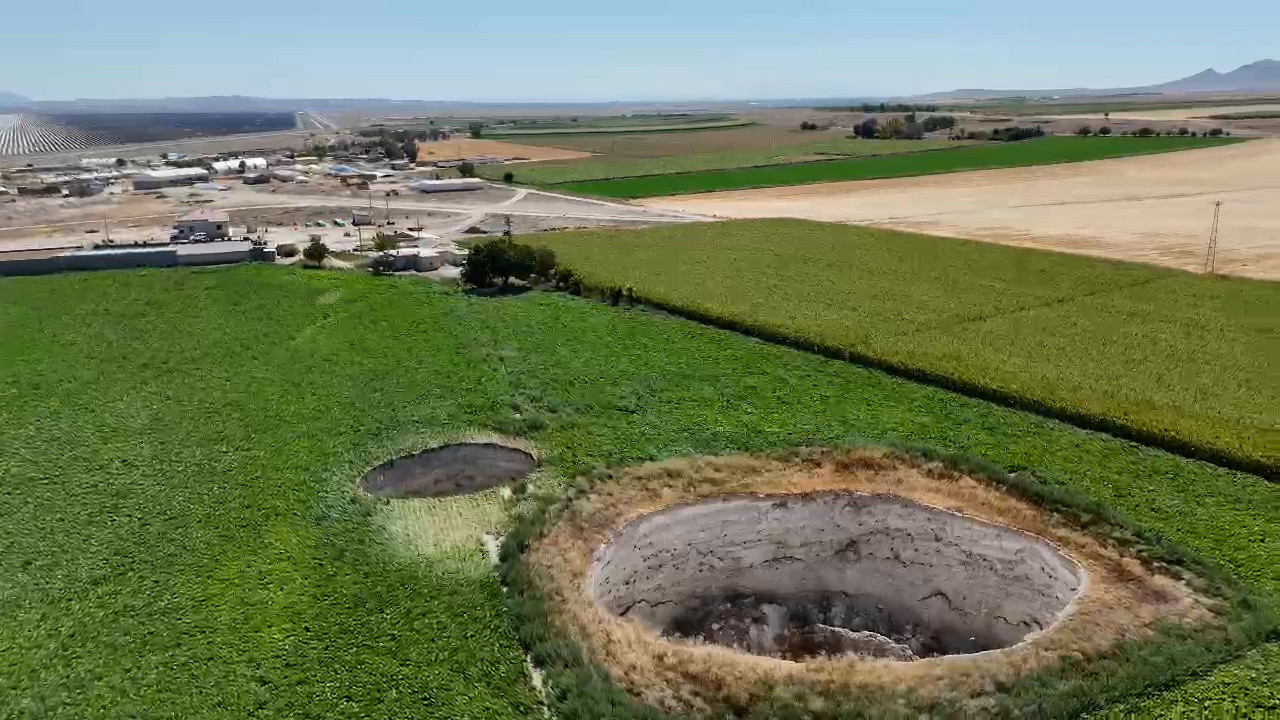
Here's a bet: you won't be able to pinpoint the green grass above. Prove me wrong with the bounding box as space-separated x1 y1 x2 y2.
477 139 962 185
1206 111 1280 119
555 136 1243 197
1095 643 1280 717
541 220 1279 475
0 266 1276 717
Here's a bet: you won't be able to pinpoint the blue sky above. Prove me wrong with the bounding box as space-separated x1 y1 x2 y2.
3 0 1276 101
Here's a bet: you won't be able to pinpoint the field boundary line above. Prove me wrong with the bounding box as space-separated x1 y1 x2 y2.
557 277 1276 480
531 144 976 186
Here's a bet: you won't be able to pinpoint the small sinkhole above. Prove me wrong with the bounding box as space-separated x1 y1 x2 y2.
592 493 1083 661
360 443 536 498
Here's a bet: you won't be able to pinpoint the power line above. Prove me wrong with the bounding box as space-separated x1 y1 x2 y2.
1204 201 1222 274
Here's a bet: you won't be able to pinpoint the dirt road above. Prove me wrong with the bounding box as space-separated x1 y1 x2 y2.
641 140 1280 279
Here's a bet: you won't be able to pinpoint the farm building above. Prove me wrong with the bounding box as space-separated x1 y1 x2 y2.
210 158 267 175
173 209 231 241
408 178 485 193
132 167 210 190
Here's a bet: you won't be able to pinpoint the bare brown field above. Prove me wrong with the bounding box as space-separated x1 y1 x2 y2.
642 140 1280 279
415 138 591 162
1042 103 1280 121
506 124 849 157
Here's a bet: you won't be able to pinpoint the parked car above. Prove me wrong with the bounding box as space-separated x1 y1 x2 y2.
189 232 209 243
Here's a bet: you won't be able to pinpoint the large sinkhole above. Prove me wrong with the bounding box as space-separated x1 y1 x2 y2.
360 443 536 498
592 493 1084 661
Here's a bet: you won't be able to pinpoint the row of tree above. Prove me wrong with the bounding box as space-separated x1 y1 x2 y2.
1076 126 1227 138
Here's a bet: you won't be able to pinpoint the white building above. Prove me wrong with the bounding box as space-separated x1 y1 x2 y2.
407 178 485 193
210 158 267 175
173 209 231 241
132 167 210 190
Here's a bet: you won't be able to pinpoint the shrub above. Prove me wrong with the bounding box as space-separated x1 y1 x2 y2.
372 233 399 253
502 171 515 184
276 242 299 258
989 125 1045 142
1208 128 1225 137
302 238 330 265
1135 127 1157 137
369 252 396 275
1098 126 1113 136
1077 126 1093 136
459 161 477 178
533 246 557 280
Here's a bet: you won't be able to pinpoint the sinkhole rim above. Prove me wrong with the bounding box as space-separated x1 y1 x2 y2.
590 491 1087 662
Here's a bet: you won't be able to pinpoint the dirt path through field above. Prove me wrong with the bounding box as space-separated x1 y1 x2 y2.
641 141 1280 279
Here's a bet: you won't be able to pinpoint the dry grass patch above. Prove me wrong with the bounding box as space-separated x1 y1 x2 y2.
528 449 1218 715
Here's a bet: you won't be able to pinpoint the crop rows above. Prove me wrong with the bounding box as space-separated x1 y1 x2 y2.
541 219 1278 475
0 266 1274 717
556 135 1244 197
0 113 118 156
479 138 960 185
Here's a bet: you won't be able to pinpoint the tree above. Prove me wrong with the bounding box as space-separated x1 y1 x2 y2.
1076 126 1093 136
876 117 906 139
1134 127 1156 137
385 143 405 161
468 122 484 139
1177 127 1190 136
458 161 476 178
302 238 330 265
502 171 515 184
461 236 536 288
1208 127 1225 137
372 232 398 252
403 140 417 162
237 160 247 175
114 157 126 168
1097 126 1112 136
921 115 957 132
427 128 442 142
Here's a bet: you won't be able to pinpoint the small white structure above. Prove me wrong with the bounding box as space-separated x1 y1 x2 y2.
408 178 485 194
271 169 303 183
210 157 267 175
132 167 210 190
173 209 231 241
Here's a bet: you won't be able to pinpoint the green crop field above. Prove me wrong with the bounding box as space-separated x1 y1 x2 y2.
0 266 1275 717
541 220 1278 475
478 139 962 185
1206 111 1280 119
555 136 1244 197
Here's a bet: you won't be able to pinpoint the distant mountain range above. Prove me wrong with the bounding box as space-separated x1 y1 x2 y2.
0 91 31 108
913 59 1280 101
3 59 1278 112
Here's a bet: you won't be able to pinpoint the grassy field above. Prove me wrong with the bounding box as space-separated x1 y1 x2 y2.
479 139 962 184
486 119 754 137
0 266 1275 717
1207 111 1280 119
492 124 843 157
555 136 1244 197
943 96 1280 114
541 220 1278 475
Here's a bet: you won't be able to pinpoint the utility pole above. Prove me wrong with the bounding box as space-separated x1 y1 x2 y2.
102 214 110 245
1204 201 1222 274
